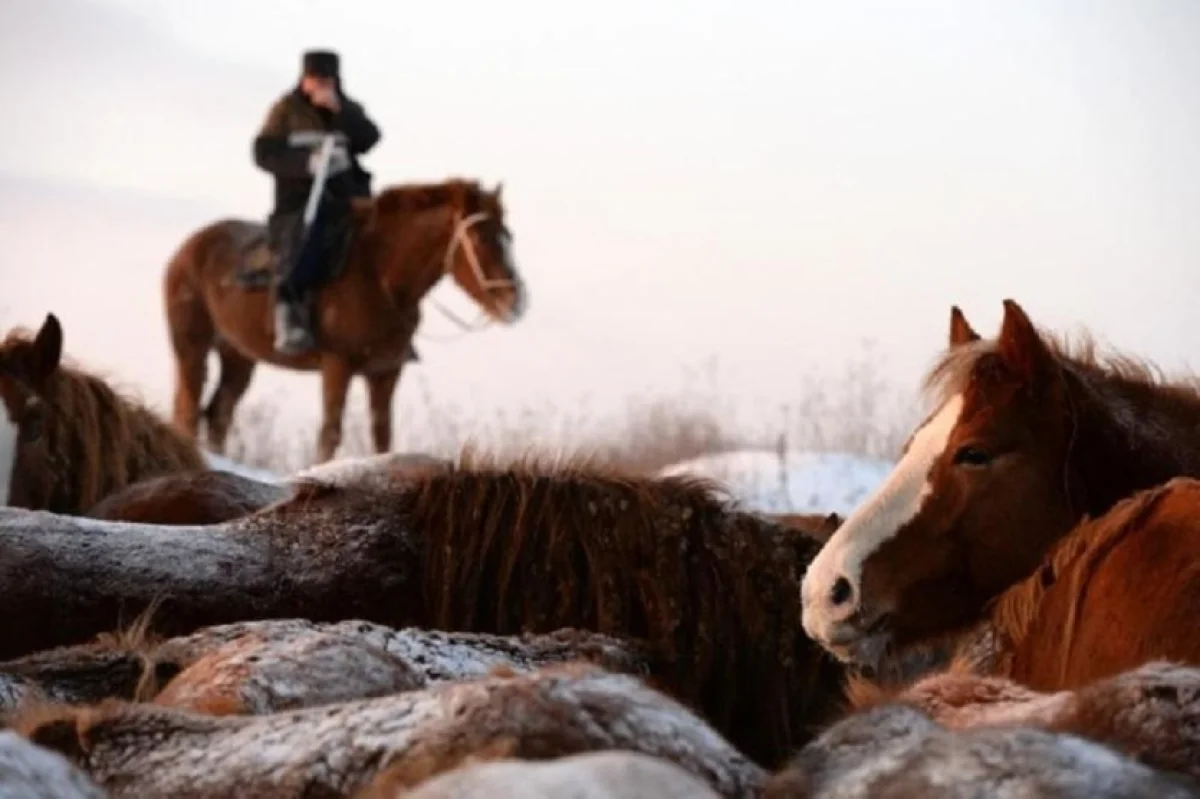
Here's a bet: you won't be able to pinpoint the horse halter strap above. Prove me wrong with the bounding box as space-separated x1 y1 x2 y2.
443 211 515 290
428 211 515 333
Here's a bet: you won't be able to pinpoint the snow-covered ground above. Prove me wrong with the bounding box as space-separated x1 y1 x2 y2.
656 449 892 515
201 451 446 488
202 452 283 484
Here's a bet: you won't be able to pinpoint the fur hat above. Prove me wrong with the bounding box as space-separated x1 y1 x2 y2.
302 50 340 79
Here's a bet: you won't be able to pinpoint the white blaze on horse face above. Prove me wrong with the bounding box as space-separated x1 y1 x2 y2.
0 399 17 505
801 393 964 648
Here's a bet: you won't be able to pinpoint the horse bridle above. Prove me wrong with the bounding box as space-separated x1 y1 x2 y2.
426 210 519 334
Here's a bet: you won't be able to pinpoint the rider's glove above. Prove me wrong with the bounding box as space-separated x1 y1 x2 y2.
308 144 351 176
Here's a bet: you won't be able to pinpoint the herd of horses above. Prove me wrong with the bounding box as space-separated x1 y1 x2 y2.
0 198 1198 795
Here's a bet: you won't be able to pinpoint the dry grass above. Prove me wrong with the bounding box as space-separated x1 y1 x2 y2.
221 342 919 477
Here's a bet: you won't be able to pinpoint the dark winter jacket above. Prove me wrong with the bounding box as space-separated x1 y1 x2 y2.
252 85 381 218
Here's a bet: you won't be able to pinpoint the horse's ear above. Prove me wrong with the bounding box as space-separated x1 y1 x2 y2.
28 313 63 384
996 299 1053 383
948 305 980 347
493 181 504 201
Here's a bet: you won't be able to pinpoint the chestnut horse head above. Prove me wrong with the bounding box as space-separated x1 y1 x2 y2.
801 299 1200 670
0 313 63 506
358 179 526 323
0 314 204 513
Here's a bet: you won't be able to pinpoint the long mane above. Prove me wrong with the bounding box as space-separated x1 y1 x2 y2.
385 450 848 767
372 178 494 217
0 326 204 513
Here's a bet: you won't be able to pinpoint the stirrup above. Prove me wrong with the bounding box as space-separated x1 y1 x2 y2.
273 304 316 354
274 327 316 355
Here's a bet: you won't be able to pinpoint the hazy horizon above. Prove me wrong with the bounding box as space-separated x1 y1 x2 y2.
2 0 1198 453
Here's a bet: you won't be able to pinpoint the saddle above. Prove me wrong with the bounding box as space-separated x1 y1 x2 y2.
225 214 422 364
230 214 357 293
234 231 279 290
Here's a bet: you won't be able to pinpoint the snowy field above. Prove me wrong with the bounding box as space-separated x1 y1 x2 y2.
657 449 891 515
203 452 283 483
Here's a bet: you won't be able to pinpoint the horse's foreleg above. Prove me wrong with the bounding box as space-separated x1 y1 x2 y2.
203 344 258 455
316 357 353 463
171 353 207 441
365 367 402 454
167 328 212 443
165 277 214 442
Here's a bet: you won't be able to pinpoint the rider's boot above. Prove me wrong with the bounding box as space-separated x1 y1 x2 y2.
273 295 317 355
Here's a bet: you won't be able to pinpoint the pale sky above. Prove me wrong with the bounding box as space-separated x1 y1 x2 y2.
1 0 1198 445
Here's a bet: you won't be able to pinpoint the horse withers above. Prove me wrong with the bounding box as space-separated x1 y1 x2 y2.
163 178 527 463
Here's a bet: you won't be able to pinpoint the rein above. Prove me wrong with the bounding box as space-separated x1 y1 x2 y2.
419 210 516 341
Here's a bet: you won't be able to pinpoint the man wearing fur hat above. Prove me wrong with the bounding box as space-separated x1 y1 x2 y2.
253 49 382 355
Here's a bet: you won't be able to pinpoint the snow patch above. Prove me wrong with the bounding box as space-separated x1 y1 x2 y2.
202 452 283 484
0 730 104 798
291 452 447 488
657 449 893 515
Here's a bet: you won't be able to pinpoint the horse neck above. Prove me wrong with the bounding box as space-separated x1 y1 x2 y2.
38 371 108 512
42 369 198 513
1065 365 1200 517
369 205 461 306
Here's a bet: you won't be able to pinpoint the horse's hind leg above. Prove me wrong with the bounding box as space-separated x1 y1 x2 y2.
365 367 402 454
203 343 258 455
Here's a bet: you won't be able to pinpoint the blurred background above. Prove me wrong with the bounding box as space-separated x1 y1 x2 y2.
0 0 1196 489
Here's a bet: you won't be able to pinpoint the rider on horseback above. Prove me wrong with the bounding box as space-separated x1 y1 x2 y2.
253 49 381 355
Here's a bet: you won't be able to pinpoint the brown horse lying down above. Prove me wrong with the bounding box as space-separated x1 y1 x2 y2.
0 619 648 716
86 453 840 546
0 729 105 798
84 468 289 524
847 660 1200 782
154 621 650 716
763 701 1200 798
13 663 765 799
0 457 943 766
368 751 721 799
85 451 452 525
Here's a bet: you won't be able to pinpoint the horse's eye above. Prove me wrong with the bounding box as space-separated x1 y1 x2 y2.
953 445 991 467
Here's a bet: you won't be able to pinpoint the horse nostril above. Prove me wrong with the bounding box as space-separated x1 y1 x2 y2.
830 576 853 607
